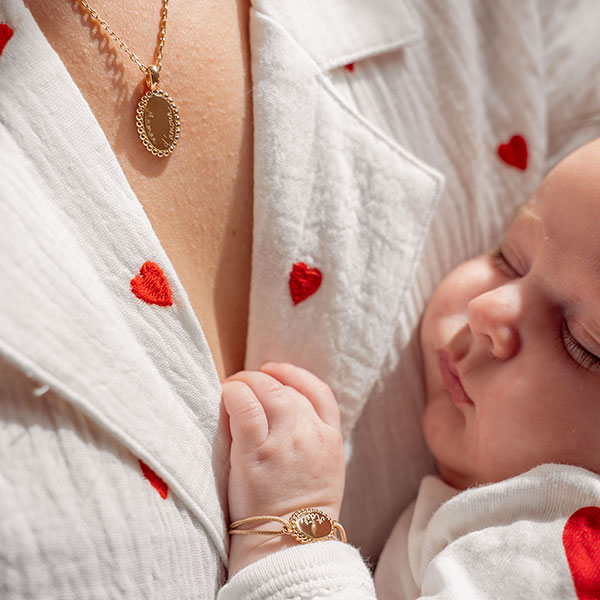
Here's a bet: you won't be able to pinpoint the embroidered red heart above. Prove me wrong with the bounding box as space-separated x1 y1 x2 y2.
0 24 13 57
497 134 528 170
344 63 355 72
130 261 173 306
563 506 600 599
289 262 322 305
139 460 169 499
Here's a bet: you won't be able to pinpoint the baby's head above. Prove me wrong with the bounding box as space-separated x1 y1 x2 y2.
420 137 600 490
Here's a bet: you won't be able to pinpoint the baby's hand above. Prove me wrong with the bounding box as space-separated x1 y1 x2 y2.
222 362 345 576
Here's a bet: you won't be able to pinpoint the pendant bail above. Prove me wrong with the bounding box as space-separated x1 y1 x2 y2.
146 65 160 91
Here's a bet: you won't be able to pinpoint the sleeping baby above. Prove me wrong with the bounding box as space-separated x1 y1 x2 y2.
219 137 600 599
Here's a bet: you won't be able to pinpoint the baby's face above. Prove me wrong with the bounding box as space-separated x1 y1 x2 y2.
420 138 600 490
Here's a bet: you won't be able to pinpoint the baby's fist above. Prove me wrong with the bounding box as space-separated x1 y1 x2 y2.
222 363 344 524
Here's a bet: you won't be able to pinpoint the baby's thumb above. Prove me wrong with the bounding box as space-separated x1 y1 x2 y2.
221 381 269 452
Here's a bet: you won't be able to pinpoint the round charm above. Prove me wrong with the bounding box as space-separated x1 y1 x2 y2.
288 508 335 544
136 89 180 157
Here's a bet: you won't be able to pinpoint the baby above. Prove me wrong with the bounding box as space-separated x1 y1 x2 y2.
219 138 600 599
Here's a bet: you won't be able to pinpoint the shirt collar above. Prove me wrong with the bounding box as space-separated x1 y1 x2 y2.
252 0 421 71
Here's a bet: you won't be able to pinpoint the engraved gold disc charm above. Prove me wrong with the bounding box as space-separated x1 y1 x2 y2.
287 508 337 544
136 89 180 157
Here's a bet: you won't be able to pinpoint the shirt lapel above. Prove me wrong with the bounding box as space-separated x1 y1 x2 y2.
246 2 444 435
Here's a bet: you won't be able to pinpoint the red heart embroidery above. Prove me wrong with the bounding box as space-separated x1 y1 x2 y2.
130 261 173 306
497 134 528 170
0 24 13 57
344 63 355 72
563 506 600 599
289 262 322 305
139 460 169 499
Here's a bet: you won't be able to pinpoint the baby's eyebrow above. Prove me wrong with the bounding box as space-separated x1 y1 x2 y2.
515 202 541 225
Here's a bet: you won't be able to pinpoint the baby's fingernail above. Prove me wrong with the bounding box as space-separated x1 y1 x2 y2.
261 362 277 370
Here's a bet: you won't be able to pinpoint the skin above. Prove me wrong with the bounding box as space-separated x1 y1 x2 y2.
222 363 345 577
23 0 254 379
421 137 600 489
222 138 600 576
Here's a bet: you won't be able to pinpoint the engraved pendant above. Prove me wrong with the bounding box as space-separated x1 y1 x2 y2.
136 89 180 157
287 508 336 544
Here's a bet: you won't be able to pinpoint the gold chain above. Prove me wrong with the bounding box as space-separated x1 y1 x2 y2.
228 515 290 537
77 0 169 77
75 0 180 157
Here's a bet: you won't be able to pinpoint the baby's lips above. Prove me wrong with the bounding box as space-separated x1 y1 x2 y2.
437 351 474 406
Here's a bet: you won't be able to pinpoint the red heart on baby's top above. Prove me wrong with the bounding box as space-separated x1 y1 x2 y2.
497 134 528 170
130 261 173 306
563 506 600 599
289 262 322 305
0 24 14 57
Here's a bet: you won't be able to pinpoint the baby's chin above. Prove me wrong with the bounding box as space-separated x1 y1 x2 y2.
435 462 475 490
436 459 558 491
434 459 508 491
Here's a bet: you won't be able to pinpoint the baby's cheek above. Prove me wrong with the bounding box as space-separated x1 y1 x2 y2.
475 397 549 483
422 396 475 485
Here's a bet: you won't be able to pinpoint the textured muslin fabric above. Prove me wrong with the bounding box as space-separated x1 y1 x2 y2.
375 464 600 599
219 542 377 600
0 359 224 599
2 0 600 598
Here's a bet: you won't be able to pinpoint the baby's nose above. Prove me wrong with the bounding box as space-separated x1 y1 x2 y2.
467 285 521 360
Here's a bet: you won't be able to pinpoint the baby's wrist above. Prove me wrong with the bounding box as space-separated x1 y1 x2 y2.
226 505 343 579
228 531 297 578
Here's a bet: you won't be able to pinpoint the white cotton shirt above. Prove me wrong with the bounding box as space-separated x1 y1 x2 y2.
2 0 600 598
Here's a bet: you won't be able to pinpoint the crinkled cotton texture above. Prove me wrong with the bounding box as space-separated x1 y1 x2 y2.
2 0 600 598
375 465 600 599
220 542 376 600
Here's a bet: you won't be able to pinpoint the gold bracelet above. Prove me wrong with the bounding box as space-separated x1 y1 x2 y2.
228 507 347 544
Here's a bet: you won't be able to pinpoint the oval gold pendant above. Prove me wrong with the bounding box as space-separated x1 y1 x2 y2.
136 89 180 157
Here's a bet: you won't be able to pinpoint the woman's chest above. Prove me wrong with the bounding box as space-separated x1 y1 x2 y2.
24 0 254 379
140 185 253 380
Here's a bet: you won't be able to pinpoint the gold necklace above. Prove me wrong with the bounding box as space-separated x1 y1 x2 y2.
78 0 180 157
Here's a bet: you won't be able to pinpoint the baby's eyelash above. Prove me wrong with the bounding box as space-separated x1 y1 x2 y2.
558 322 600 371
489 246 518 276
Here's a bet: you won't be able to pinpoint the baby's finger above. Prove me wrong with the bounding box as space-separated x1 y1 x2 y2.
225 370 311 428
260 362 341 431
221 381 269 452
